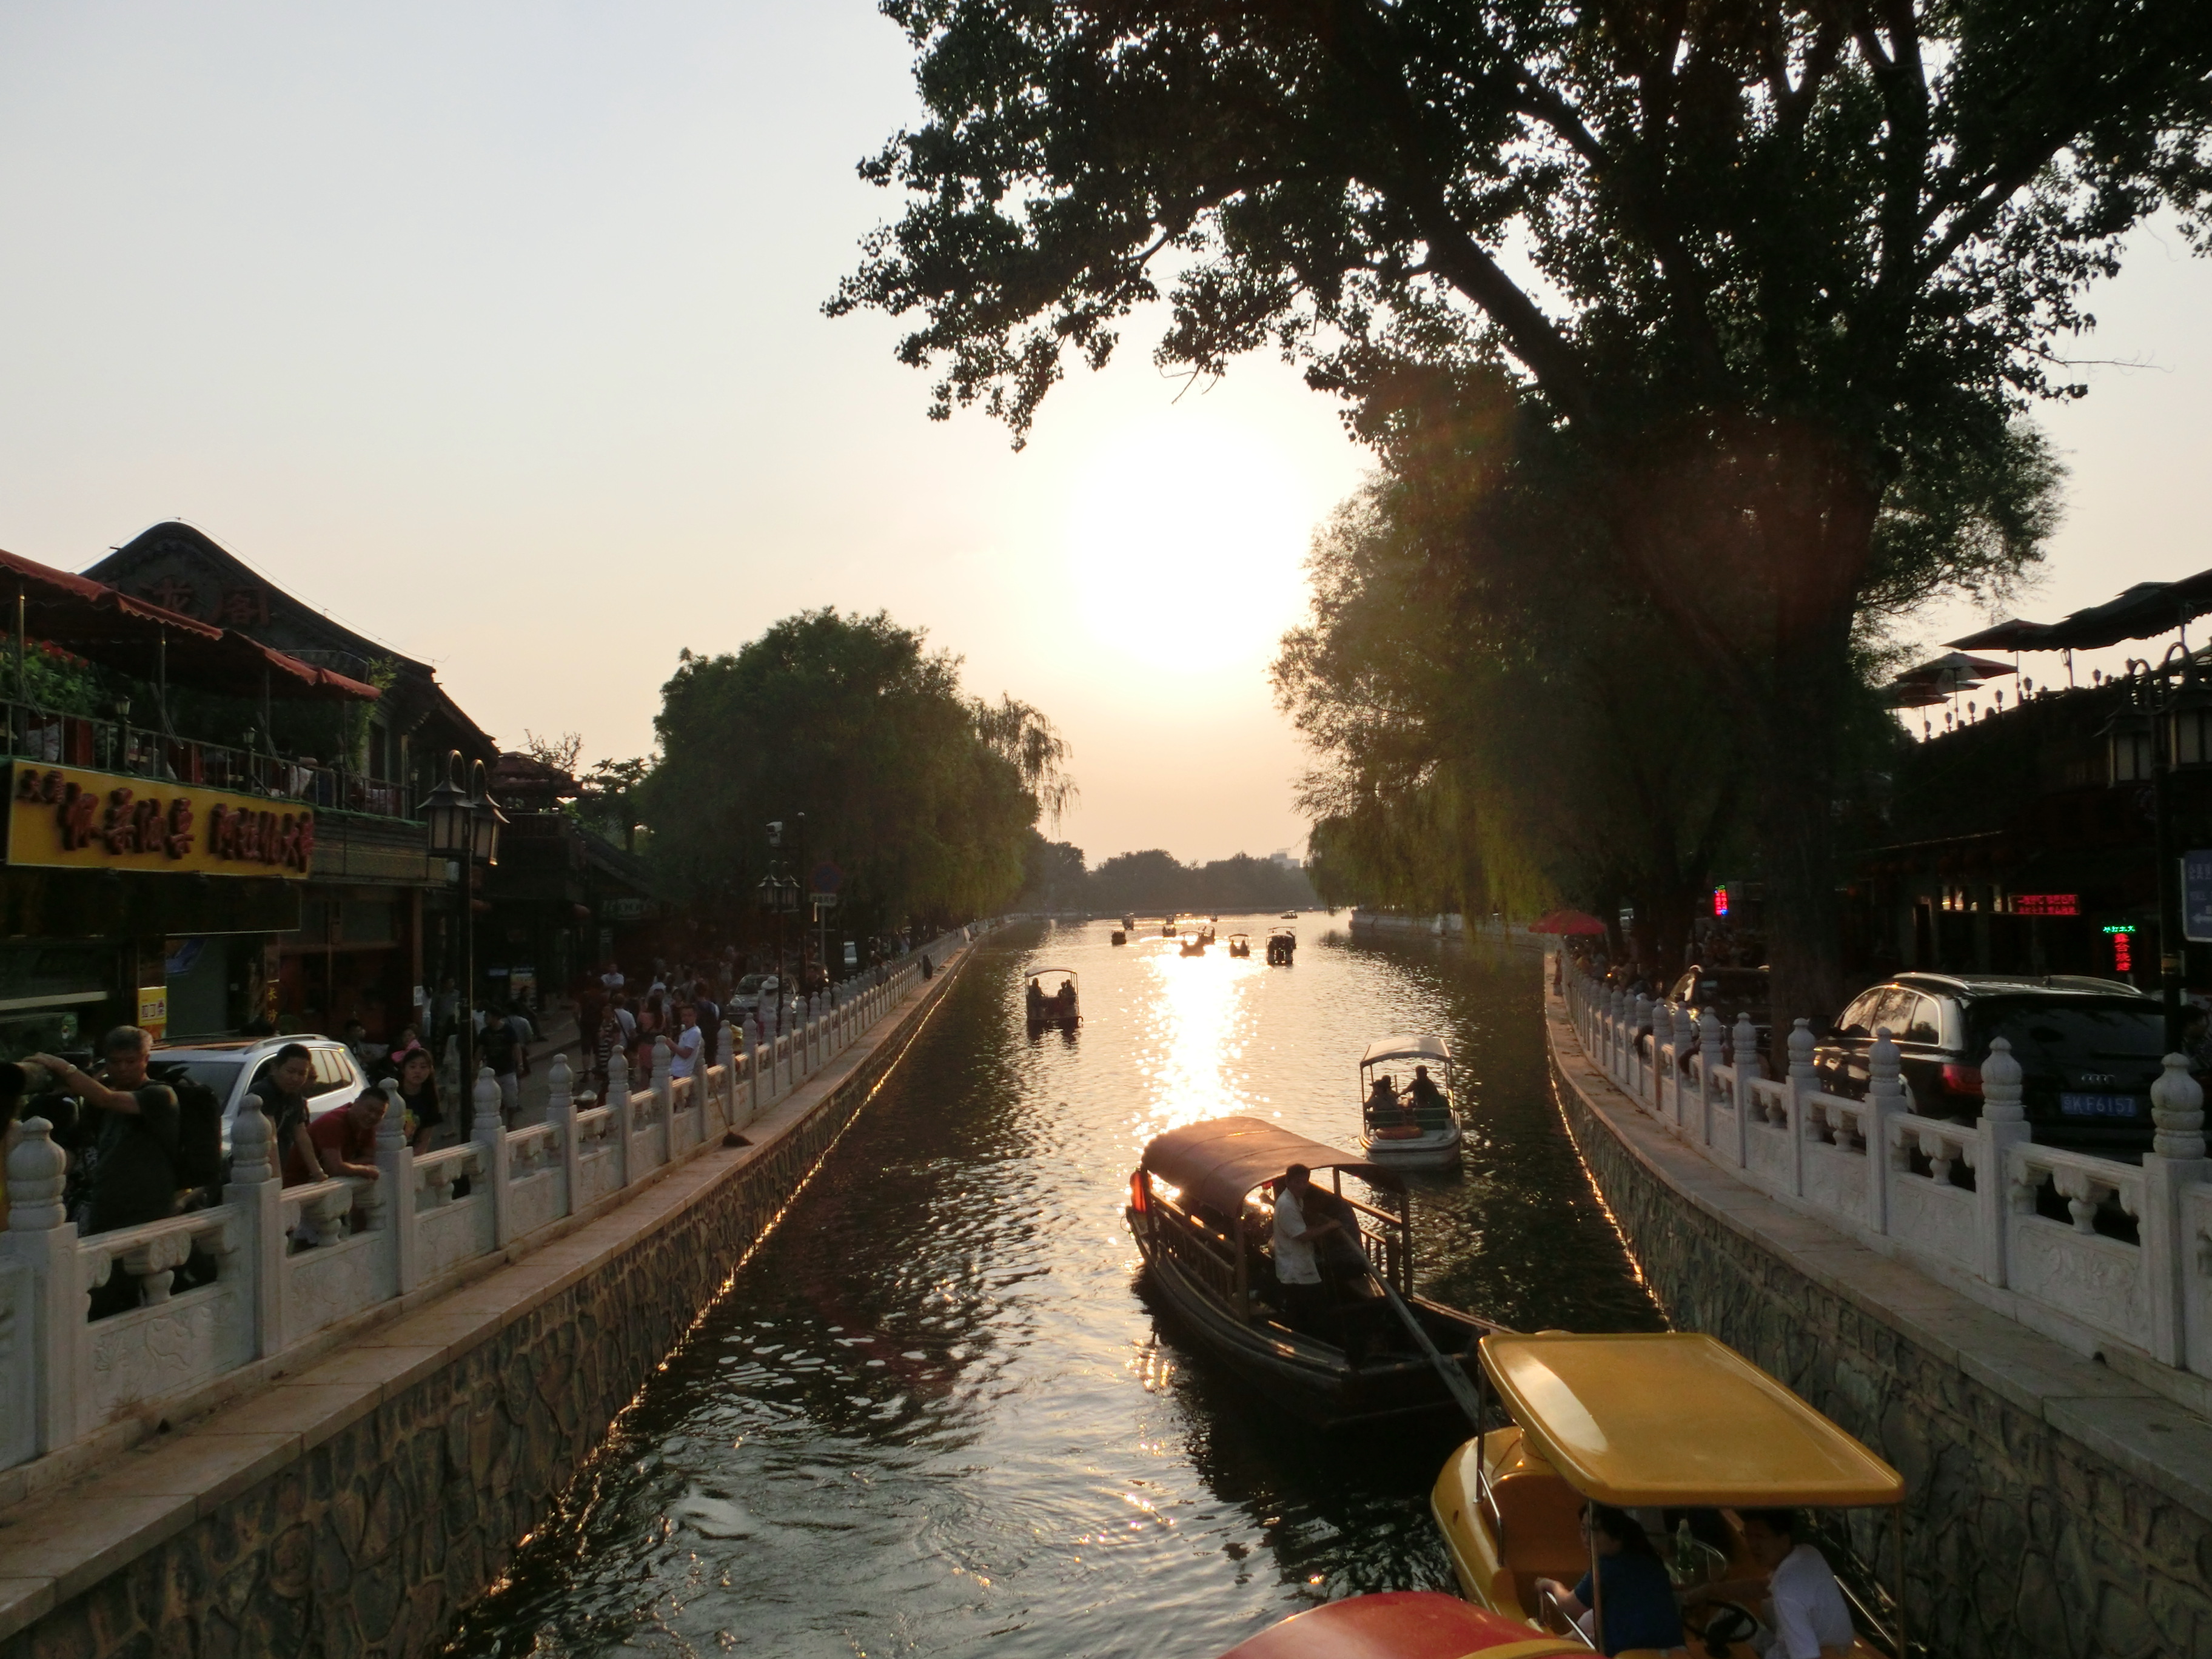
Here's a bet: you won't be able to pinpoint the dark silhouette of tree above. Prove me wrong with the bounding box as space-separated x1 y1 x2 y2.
834 0 2211 1017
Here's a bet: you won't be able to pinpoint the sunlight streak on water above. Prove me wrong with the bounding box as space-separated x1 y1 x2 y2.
444 919 1660 1659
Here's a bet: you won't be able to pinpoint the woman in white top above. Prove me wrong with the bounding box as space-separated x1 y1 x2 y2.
1688 1507 1857 1659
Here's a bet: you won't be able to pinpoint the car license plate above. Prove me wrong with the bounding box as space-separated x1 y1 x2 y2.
2059 1093 2144 1119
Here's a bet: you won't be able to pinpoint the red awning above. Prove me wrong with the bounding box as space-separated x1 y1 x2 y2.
0 547 378 703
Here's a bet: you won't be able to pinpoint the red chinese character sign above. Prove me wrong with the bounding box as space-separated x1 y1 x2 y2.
5 762 314 878
2013 894 2080 917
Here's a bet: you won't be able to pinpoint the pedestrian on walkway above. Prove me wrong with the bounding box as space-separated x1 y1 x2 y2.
669 1003 705 1081
385 1045 443 1154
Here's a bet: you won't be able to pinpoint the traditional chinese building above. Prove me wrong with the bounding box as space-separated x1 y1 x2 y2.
1 548 379 1051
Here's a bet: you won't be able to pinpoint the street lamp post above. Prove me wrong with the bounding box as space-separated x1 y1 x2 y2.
424 751 506 1125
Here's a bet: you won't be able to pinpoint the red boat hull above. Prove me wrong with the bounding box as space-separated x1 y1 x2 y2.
1216 1591 1582 1659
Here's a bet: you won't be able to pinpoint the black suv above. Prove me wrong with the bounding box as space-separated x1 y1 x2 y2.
1811 974 2167 1150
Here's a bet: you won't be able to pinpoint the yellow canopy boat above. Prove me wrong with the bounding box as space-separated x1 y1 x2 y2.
1433 1332 1903 1658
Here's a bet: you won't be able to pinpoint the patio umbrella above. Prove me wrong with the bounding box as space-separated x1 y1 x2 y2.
1529 909 1608 935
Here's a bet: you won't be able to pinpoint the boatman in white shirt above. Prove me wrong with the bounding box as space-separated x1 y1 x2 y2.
1270 1164 1343 1336
1690 1507 1857 1659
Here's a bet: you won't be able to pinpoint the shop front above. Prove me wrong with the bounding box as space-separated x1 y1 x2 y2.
1 759 307 1057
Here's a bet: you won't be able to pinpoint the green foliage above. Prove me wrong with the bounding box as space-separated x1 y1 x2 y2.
837 0 2208 1005
9 638 116 717
640 609 1070 931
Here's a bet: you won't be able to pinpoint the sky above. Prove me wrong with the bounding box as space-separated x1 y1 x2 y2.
0 4 2207 862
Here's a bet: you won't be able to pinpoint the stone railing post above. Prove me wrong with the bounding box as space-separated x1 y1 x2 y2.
1864 1027 1905 1236
1609 988 1626 1078
4 1114 82 1455
376 1085 418 1293
223 1096 285 1359
1696 1007 1723 1144
1976 1036 2030 1286
548 1053 580 1219
1728 1012 1760 1167
1783 1018 1815 1198
1629 994 1652 1101
2142 1051 2208 1365
606 1047 632 1188
478 1066 512 1247
712 1025 734 1132
1670 1004 1697 1125
652 1037 675 1164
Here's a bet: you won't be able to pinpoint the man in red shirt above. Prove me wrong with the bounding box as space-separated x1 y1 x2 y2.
283 1087 387 1185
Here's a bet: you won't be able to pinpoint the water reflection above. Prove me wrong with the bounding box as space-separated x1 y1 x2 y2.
447 920 1658 1659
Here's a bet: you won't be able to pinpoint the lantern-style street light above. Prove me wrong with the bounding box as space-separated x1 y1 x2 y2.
426 750 506 1115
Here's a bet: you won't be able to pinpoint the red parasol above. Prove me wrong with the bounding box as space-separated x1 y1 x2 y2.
1529 908 1608 935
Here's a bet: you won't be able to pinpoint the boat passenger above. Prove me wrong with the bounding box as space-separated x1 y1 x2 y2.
1407 1065 1446 1116
1269 1164 1343 1336
1686 1508 1855 1659
1054 978 1078 1015
1533 1504 1684 1657
1363 1073 1399 1125
1027 979 1047 1020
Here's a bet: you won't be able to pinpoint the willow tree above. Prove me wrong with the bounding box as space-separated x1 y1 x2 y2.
833 0 2211 1019
642 610 1072 934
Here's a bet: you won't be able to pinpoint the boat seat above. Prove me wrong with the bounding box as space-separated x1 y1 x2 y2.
1481 1429 1587 1618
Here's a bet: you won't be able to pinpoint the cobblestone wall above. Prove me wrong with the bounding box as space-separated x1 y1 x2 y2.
1553 1055 2212 1659
1 973 955 1659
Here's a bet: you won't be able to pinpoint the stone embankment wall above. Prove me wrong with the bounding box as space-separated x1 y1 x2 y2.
0 947 977 1659
1548 993 2212 1659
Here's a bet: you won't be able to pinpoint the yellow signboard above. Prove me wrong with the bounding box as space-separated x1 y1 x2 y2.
6 762 316 880
137 984 168 1039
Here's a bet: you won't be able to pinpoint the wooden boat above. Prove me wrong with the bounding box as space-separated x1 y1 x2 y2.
1281 910 1298 920
1179 933 1208 956
1162 918 1178 937
1123 914 1137 930
1111 930 1128 945
1227 932 1252 957
1432 1332 1905 1658
1356 1034 1463 1170
1215 1593 1581 1659
1265 928 1296 965
1025 968 1082 1030
1127 1116 1493 1428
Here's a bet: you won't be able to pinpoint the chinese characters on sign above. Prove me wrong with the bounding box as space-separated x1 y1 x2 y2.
2012 893 2080 917
2184 852 2212 944
2104 923 2137 975
131 578 270 629
5 763 315 878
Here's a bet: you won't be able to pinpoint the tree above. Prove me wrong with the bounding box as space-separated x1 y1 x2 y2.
638 609 1071 936
579 756 651 853
834 0 2211 1019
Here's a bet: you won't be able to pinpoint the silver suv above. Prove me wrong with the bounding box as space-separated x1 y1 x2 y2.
151 1035 370 1152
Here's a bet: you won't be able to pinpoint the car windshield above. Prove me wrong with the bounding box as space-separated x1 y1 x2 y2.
1966 999 2165 1066
738 975 769 992
155 1059 246 1102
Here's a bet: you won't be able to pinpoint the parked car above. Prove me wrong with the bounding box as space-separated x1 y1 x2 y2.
1810 973 2166 1150
151 1034 370 1154
731 973 782 1015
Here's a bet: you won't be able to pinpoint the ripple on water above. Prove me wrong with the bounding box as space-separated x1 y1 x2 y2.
445 920 1659 1658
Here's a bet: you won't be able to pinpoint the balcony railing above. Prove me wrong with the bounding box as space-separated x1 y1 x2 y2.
2 697 414 820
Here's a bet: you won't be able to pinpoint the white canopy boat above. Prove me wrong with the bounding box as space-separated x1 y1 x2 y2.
1356 1033 1463 1169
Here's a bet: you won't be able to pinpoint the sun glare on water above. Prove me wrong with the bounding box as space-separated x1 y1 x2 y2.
1066 419 1316 676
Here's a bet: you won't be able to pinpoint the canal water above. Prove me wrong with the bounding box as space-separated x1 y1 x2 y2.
448 919 1661 1659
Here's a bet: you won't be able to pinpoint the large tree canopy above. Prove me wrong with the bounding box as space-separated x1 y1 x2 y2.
642 609 1071 937
836 0 2211 1017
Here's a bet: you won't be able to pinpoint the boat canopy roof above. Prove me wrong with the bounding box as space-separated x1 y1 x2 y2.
1361 1033 1452 1068
1479 1333 1904 1508
1028 967 1079 979
1140 1115 1401 1218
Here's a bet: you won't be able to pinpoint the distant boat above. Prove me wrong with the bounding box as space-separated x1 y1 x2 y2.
1110 930 1128 945
1025 968 1082 1031
1356 1033 1463 1170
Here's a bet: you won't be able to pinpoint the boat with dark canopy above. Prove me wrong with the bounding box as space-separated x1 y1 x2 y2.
1126 1116 1495 1427
1025 968 1082 1031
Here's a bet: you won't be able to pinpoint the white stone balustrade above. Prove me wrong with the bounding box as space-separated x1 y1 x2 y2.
1563 959 2212 1384
0 922 987 1472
